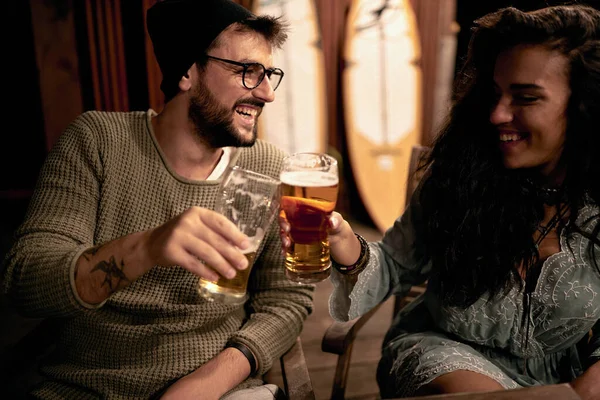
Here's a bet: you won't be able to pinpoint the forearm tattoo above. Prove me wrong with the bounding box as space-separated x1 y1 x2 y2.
75 246 102 280
89 255 130 293
82 246 101 260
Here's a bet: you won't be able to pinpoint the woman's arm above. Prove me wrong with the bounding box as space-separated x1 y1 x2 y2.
570 360 599 400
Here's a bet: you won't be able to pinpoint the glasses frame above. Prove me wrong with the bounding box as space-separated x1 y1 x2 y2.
206 55 284 91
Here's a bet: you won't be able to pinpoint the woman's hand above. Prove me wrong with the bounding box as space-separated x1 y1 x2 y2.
279 211 362 267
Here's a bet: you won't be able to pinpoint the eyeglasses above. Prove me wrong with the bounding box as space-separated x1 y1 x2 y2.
206 55 284 91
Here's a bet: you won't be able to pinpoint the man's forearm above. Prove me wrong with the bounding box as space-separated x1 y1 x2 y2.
160 347 251 400
74 230 153 304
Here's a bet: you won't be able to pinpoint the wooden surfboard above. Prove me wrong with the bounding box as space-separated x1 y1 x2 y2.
252 0 327 155
343 0 422 232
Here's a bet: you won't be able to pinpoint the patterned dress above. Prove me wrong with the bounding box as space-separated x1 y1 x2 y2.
329 196 600 397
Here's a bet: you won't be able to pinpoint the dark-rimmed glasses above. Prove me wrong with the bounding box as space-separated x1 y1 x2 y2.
206 55 284 91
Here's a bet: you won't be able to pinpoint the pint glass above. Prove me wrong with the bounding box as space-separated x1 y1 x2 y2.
280 153 339 283
198 167 280 305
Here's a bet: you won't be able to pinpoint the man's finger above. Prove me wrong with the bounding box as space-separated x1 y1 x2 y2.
199 210 250 250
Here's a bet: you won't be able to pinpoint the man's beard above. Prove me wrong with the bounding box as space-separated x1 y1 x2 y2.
189 77 262 148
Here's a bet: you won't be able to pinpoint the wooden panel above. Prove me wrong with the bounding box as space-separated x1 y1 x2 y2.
432 0 459 138
410 0 457 145
85 0 129 111
85 0 102 110
29 0 84 152
313 0 350 153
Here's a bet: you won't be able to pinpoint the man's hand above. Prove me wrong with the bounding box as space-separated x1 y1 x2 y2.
570 361 600 400
160 347 252 400
143 206 250 281
75 207 250 304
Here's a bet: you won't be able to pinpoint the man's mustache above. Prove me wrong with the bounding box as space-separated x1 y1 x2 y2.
234 99 265 110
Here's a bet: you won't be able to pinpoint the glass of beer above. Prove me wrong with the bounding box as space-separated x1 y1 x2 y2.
280 153 339 283
198 166 280 305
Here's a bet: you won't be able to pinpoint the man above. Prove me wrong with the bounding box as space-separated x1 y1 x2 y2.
2 0 313 399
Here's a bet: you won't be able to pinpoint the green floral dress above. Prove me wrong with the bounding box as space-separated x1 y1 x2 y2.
329 200 600 397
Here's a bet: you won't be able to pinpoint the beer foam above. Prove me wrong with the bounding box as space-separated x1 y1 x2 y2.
241 228 264 254
242 245 258 255
280 171 339 187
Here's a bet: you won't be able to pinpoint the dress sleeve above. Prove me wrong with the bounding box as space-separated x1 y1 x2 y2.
227 218 314 376
329 189 430 321
2 113 104 318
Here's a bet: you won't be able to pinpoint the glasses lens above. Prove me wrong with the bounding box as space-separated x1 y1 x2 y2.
243 63 264 89
267 69 284 91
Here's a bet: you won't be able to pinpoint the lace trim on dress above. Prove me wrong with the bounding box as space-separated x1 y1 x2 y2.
389 340 520 396
329 243 382 321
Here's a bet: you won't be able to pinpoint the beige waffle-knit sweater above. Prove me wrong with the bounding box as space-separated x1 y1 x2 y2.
2 110 314 399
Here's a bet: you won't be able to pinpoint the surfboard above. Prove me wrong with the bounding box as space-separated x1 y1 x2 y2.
343 0 422 232
252 0 327 155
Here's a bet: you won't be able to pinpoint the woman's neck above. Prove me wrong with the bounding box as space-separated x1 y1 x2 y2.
536 157 567 189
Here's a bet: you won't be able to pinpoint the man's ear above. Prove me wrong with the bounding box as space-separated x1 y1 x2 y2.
178 66 195 92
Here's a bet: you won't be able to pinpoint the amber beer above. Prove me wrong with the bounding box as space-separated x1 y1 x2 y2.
197 245 258 304
280 170 339 283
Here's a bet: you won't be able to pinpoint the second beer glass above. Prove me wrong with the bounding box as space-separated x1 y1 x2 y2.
280 153 339 283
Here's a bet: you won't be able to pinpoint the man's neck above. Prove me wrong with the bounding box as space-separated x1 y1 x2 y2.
152 103 223 181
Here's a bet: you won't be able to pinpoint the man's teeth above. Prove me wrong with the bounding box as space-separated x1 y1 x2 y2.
236 106 257 117
500 133 523 142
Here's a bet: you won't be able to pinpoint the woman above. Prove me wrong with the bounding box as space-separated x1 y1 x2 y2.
281 5 600 398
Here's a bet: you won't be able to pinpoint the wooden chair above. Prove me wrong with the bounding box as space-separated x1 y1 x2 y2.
1 316 315 400
321 145 430 400
274 337 316 400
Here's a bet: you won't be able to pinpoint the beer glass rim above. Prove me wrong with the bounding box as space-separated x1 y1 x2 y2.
226 166 281 185
282 152 338 168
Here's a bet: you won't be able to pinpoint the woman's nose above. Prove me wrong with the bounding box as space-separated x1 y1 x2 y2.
489 98 513 125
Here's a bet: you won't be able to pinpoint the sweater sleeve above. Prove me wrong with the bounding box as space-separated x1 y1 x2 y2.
2 112 104 318
329 189 431 322
227 218 314 376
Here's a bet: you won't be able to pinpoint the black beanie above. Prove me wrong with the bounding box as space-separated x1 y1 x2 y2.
147 0 254 100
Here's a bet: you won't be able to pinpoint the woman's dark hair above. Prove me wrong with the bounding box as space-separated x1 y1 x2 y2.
419 5 600 307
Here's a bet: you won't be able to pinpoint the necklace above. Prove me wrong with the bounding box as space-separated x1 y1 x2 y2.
525 178 566 206
534 202 569 249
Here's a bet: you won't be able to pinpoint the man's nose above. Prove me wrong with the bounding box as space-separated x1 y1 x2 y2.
489 98 513 125
252 77 275 103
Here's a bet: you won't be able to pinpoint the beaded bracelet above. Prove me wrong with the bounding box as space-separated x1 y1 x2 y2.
331 233 370 275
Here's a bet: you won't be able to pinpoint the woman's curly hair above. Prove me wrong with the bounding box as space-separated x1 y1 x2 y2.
418 5 600 307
